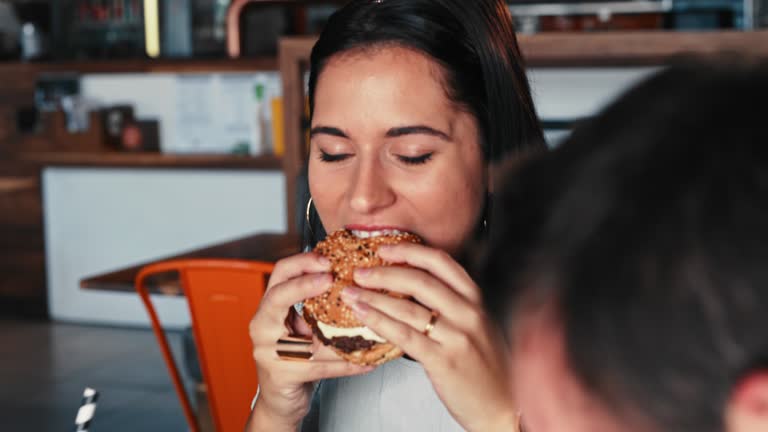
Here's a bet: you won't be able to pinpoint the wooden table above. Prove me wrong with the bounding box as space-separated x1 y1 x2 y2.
79 232 301 295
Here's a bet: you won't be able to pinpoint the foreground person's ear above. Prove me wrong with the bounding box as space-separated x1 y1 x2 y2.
727 370 768 432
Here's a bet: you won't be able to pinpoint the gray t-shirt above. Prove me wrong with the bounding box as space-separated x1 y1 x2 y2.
302 358 466 432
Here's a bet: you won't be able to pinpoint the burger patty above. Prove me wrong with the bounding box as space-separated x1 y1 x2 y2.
306 313 379 353
328 335 378 353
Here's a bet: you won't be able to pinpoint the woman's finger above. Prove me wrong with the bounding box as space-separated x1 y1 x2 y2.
267 252 331 292
344 290 469 347
376 243 480 304
341 286 434 334
257 273 332 332
258 341 374 381
287 306 313 336
348 300 443 365
278 358 374 382
352 265 470 324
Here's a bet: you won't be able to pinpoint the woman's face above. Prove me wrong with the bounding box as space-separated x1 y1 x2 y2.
309 46 485 255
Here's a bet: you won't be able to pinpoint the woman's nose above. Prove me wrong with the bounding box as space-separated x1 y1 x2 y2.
348 159 395 215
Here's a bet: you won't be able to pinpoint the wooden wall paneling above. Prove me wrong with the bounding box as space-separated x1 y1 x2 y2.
0 65 36 152
279 37 313 235
0 162 47 318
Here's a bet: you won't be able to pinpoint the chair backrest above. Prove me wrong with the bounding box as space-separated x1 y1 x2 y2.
136 259 274 432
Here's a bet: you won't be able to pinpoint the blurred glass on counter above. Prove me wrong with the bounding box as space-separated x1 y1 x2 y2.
162 0 193 57
0 2 21 60
60 95 93 133
508 0 671 32
67 0 145 58
670 0 744 30
306 5 338 34
35 75 80 113
756 0 768 27
190 0 232 57
20 22 46 60
508 0 754 32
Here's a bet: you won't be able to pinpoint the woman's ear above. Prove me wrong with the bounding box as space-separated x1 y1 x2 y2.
726 370 768 432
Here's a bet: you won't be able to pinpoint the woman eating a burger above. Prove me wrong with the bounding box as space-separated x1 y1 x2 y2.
246 1 544 431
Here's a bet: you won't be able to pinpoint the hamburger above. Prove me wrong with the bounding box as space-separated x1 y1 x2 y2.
303 229 422 366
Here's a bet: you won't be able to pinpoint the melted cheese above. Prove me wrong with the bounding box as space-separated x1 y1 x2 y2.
317 321 387 343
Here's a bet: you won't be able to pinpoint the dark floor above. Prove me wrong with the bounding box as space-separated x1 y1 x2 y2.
0 318 192 431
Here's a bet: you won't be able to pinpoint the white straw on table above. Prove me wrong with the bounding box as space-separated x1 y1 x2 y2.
74 387 99 432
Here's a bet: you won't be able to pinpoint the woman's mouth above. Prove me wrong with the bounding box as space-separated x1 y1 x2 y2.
345 225 409 239
349 229 405 239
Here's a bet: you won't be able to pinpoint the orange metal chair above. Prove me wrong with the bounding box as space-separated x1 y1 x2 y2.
136 259 274 432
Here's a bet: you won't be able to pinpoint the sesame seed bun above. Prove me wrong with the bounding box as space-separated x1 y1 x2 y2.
303 229 422 365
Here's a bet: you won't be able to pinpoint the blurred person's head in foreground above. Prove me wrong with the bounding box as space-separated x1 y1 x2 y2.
479 60 768 432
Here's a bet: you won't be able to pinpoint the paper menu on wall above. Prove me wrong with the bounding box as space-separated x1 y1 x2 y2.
173 72 281 155
218 74 257 154
175 75 218 153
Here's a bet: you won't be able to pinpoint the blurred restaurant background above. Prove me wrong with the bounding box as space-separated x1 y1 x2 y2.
0 1 767 431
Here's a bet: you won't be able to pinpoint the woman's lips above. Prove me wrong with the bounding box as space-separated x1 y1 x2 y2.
344 225 410 239
345 224 408 231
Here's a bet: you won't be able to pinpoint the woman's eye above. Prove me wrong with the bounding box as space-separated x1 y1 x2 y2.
397 153 434 165
319 150 352 163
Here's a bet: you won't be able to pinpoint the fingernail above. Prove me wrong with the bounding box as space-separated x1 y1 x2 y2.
350 301 370 318
341 286 360 301
354 268 371 279
314 274 331 288
318 256 331 267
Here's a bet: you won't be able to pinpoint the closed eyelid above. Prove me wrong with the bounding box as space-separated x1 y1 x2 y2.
314 142 354 155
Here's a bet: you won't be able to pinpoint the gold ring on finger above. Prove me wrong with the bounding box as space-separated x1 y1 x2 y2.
276 335 314 362
423 310 439 337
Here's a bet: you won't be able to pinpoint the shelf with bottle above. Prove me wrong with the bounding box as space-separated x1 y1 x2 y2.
73 0 143 28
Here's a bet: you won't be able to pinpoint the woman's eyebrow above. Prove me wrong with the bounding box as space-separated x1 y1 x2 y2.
310 126 348 138
386 125 451 141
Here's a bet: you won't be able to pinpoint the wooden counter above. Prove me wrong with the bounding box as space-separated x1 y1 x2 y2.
14 152 282 170
517 30 768 67
0 57 279 75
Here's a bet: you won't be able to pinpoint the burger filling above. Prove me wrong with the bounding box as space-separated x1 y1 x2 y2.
326 335 377 353
317 321 386 343
315 321 387 353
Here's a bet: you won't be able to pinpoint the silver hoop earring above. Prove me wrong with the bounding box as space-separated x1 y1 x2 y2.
305 197 315 238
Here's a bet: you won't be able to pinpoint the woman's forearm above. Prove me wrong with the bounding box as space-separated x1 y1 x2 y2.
245 400 303 432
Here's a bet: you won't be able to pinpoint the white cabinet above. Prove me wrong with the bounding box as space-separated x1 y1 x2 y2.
43 167 285 327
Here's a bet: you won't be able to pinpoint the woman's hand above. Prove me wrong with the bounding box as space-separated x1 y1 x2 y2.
342 243 520 432
246 252 374 431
